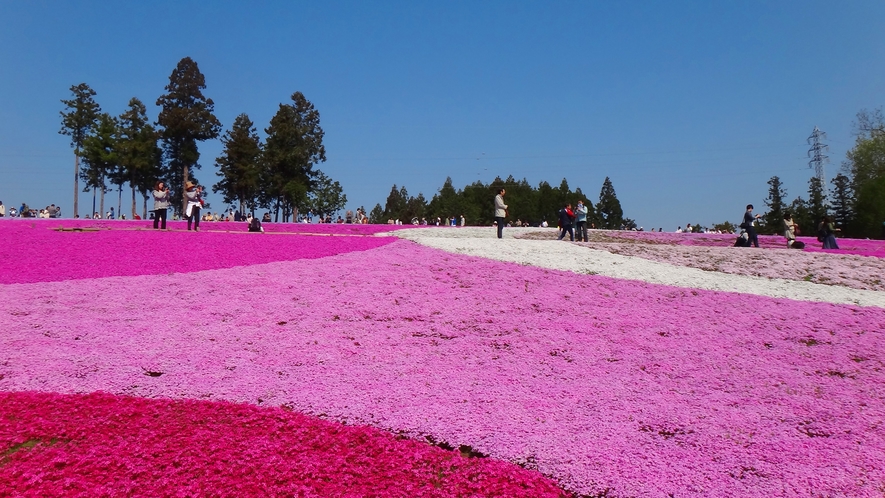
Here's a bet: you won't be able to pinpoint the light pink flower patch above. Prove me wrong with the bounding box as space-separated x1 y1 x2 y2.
0 221 395 284
2 238 883 497
571 240 885 291
590 229 885 258
0 391 566 497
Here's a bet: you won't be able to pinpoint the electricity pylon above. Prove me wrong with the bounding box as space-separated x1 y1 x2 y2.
807 126 829 185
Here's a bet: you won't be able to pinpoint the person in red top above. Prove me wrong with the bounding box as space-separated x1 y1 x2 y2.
557 203 576 241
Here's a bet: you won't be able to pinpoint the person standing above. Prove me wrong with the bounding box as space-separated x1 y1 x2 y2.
783 212 800 248
574 200 588 242
152 182 171 229
557 203 576 241
0 201 5 218
494 188 508 239
819 216 840 249
742 204 761 247
185 181 202 231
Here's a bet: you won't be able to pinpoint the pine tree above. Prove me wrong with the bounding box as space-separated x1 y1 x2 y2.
79 113 119 218
116 98 162 218
307 170 347 218
261 92 326 221
597 177 624 229
60 83 101 217
762 176 787 233
807 176 829 226
830 173 855 233
369 203 384 224
383 184 406 221
214 114 262 215
156 57 222 214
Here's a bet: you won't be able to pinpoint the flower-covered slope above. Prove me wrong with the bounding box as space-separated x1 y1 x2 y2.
0 391 565 497
0 221 395 284
2 237 883 497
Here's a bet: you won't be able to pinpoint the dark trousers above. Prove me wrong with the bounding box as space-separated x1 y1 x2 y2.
188 207 201 230
153 209 167 229
747 226 759 247
558 225 574 241
494 217 505 238
575 221 588 242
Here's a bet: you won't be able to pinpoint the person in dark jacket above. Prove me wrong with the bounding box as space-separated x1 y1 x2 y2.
557 203 576 241
742 204 761 247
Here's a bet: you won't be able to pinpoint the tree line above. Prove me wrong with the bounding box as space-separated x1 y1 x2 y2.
369 175 633 228
59 57 343 220
760 109 885 239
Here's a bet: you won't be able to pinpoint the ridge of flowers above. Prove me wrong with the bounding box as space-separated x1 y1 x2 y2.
2 238 884 496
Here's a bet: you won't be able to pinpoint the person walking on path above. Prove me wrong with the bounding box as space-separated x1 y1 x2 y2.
185 181 203 232
574 200 588 242
742 204 761 247
494 188 508 239
151 182 170 229
557 203 576 241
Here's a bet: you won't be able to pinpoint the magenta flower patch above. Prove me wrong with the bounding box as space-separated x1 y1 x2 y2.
0 220 395 284
0 391 566 497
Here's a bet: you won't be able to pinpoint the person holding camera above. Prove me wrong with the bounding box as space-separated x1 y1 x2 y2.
574 200 588 242
185 181 203 231
152 181 171 229
741 204 761 247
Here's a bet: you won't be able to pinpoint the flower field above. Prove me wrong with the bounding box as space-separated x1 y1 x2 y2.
2 220 884 497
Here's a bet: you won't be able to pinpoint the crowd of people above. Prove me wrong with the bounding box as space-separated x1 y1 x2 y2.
0 201 63 219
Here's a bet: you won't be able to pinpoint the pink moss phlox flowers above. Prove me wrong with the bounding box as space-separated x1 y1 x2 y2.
593 229 885 258
572 239 885 291
0 391 566 497
0 220 395 284
2 237 884 496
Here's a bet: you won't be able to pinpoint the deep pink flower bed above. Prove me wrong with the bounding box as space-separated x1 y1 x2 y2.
0 391 564 497
2 231 884 496
0 220 395 284
6 217 410 235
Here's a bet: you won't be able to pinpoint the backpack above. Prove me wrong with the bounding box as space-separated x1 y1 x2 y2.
817 225 828 242
249 218 262 233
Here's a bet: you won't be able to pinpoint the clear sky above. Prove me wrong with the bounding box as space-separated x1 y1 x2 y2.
1 1 883 228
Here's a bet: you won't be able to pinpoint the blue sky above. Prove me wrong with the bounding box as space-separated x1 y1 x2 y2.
1 1 883 228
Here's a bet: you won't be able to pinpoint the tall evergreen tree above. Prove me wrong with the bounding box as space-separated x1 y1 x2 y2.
427 177 460 221
369 203 384 224
536 180 558 224
156 57 222 213
830 173 855 234
79 113 119 217
307 170 347 218
60 83 101 217
762 175 787 233
383 184 406 221
261 92 326 222
214 114 262 215
117 98 162 218
807 176 829 226
596 177 624 229
788 196 813 236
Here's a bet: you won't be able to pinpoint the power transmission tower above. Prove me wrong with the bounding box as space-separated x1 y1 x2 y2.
807 126 829 185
